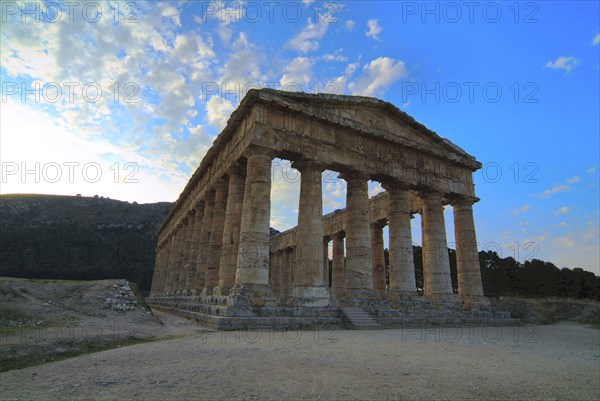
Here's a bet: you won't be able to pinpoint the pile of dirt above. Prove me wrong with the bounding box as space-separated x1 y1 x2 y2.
0 277 175 372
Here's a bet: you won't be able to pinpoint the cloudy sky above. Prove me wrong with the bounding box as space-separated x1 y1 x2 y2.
1 1 599 274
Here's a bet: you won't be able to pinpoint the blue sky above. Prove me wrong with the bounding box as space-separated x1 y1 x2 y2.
1 1 599 274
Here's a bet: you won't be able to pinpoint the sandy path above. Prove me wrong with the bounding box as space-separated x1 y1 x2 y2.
1 321 598 401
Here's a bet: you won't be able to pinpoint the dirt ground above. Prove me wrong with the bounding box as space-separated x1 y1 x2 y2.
0 320 598 400
1 278 599 400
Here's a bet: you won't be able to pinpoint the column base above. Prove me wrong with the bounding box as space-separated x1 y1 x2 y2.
343 288 381 300
425 293 461 306
213 286 233 296
386 290 420 302
461 295 490 311
291 286 332 307
230 284 277 307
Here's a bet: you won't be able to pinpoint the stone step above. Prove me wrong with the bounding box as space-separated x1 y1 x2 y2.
341 307 381 330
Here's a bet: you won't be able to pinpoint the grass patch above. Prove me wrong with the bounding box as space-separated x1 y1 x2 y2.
0 336 159 373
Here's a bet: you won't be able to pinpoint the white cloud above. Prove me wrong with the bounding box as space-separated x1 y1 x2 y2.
368 183 384 197
593 33 600 45
511 204 531 215
566 176 581 184
556 221 568 227
332 62 360 93
219 32 265 88
206 96 235 130
537 184 569 198
0 99 187 202
287 17 329 53
587 166 597 173
555 206 571 215
348 57 408 97
321 49 348 62
345 20 355 31
544 56 579 73
553 236 575 248
366 19 382 40
279 57 314 88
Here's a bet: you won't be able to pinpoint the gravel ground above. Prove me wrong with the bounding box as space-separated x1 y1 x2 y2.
1 321 598 401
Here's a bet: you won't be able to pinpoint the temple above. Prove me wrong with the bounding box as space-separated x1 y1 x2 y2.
147 89 516 329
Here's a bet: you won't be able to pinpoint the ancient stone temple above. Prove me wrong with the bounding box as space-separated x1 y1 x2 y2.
147 89 516 329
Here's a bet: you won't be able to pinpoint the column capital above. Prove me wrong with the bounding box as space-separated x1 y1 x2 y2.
450 196 479 208
418 190 445 203
226 160 246 176
371 219 387 229
333 231 346 240
212 176 229 192
204 188 216 203
339 169 370 183
193 199 205 213
243 145 276 160
291 158 326 173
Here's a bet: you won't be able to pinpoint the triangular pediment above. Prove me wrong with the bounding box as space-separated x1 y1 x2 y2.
247 89 480 169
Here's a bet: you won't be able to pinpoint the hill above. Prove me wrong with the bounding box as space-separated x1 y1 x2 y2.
0 194 172 290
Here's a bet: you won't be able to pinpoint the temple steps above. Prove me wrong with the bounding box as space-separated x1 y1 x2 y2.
341 307 381 330
147 296 520 330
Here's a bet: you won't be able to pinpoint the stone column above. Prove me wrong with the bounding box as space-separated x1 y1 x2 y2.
160 235 174 293
421 192 454 299
173 220 188 293
270 250 283 297
331 232 345 298
341 171 374 299
165 229 177 293
281 248 293 299
385 184 416 294
170 225 186 294
195 190 215 293
453 197 487 308
234 146 275 301
216 161 246 295
204 178 229 294
186 203 204 292
323 237 330 286
156 245 168 294
371 221 386 296
178 213 195 293
292 159 329 301
150 246 161 295
166 232 179 293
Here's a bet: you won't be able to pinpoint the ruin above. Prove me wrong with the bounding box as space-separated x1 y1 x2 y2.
147 89 516 329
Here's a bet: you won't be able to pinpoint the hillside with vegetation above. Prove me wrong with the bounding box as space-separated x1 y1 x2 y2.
0 194 171 290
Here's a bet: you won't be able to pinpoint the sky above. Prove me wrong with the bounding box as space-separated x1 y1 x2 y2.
1 1 599 274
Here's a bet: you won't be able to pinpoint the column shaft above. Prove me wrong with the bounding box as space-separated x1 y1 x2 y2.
454 199 484 297
178 215 194 292
217 162 246 292
421 192 453 296
371 222 386 295
342 171 373 297
293 159 326 295
323 237 330 286
195 190 215 291
186 204 204 290
205 178 229 292
331 233 345 298
281 248 293 299
166 233 179 292
235 146 275 287
387 185 416 292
